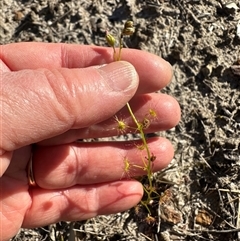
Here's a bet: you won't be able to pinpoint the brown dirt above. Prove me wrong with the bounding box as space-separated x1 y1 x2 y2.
1 0 240 240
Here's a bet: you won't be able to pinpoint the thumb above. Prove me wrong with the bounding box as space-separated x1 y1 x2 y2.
1 61 139 152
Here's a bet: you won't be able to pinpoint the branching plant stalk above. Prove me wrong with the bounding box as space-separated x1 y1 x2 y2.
106 21 157 211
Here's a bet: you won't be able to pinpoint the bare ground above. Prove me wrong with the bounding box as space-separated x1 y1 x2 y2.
1 0 240 240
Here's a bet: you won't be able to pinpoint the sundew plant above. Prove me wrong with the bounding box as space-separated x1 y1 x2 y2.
106 21 159 213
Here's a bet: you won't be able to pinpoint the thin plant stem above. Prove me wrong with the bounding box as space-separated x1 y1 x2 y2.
126 102 154 200
106 20 157 211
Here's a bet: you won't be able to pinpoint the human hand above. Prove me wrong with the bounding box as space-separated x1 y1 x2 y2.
0 43 180 240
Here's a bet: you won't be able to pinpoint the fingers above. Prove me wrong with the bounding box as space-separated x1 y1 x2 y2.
33 137 173 188
0 151 31 241
25 139 170 228
39 93 181 145
23 181 143 228
1 61 138 152
0 43 172 93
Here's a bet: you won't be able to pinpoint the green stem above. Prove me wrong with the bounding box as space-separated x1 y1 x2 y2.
126 103 153 200
117 35 123 61
116 31 154 208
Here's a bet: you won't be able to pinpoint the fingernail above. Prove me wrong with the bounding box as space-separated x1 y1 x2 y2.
99 61 139 91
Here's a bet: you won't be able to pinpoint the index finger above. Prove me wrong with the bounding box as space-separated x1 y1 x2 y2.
0 43 172 91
